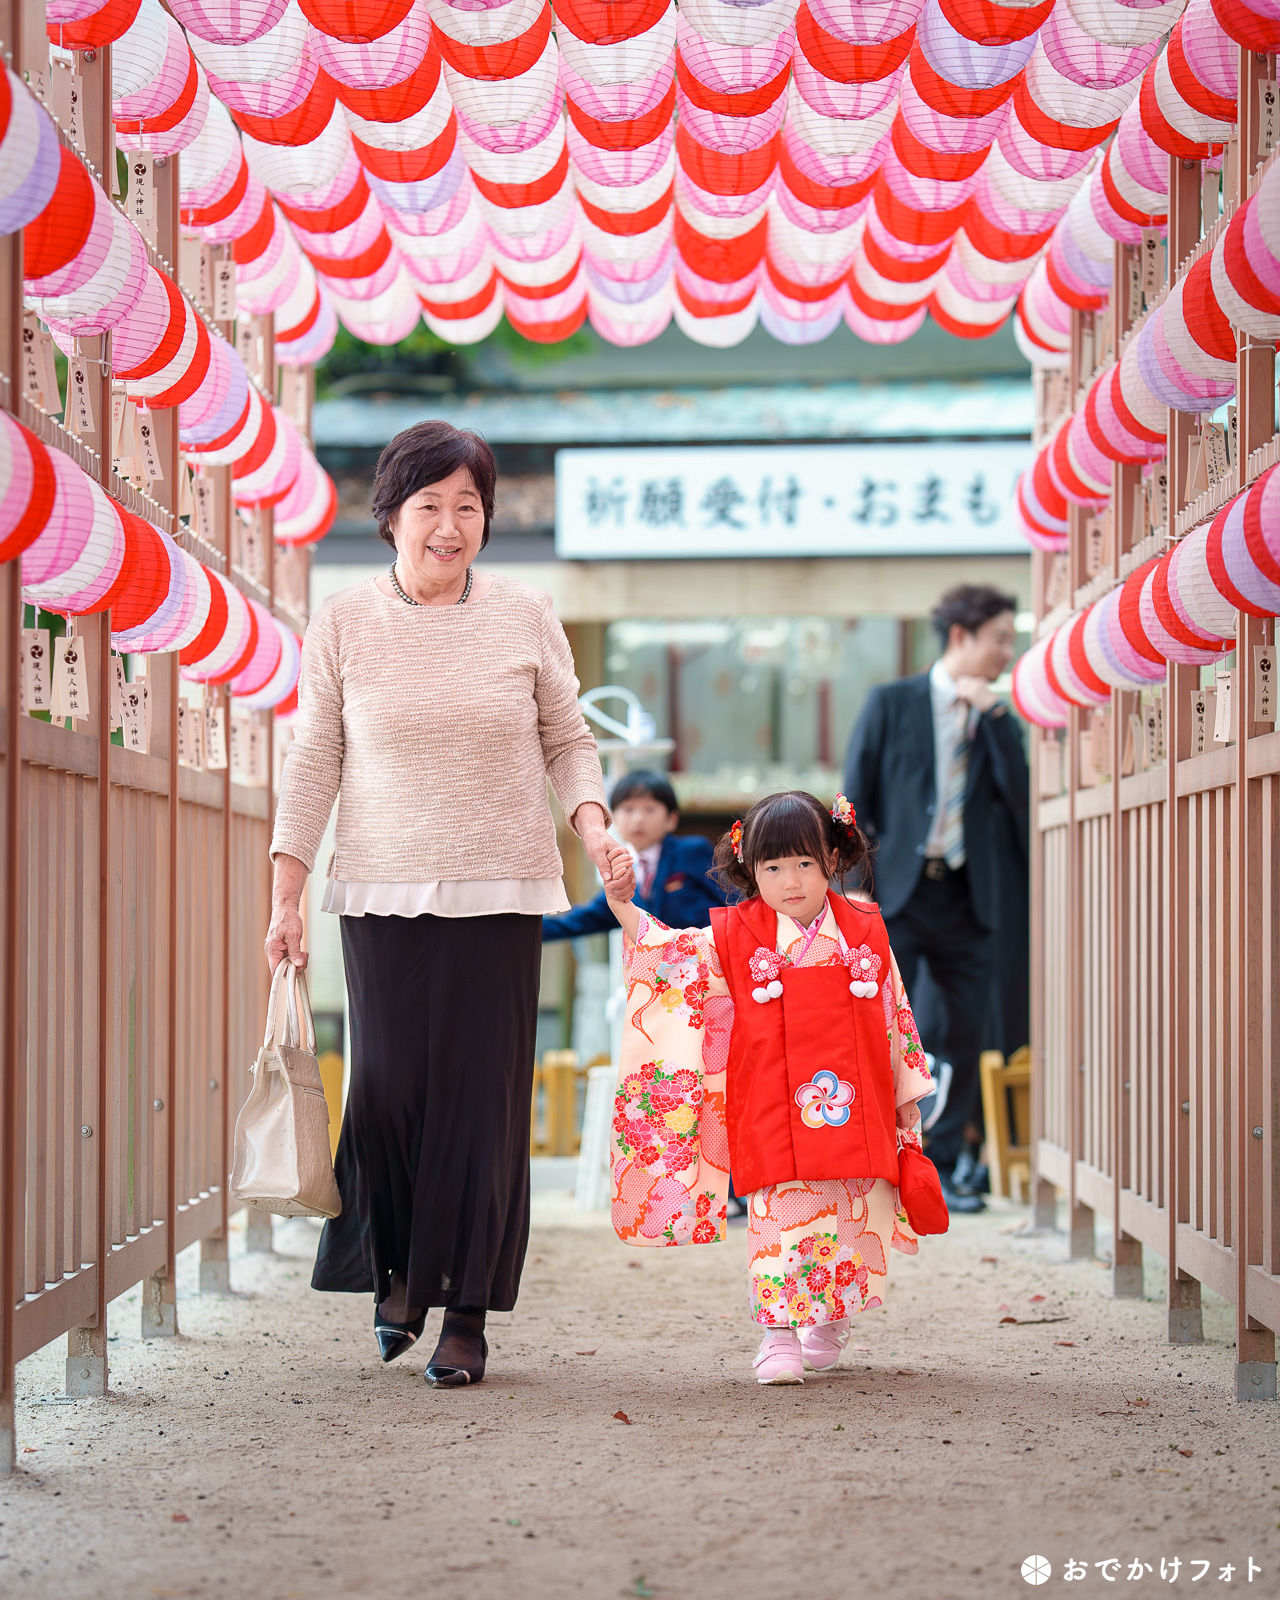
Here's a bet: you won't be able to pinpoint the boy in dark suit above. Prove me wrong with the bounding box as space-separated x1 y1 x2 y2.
543 771 728 942
843 584 1028 1213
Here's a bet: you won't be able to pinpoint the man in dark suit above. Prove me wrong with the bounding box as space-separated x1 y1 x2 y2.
844 584 1028 1213
543 771 728 941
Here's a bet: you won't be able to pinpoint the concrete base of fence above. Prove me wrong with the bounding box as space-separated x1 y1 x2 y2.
65 1327 106 1398
1033 1178 1056 1231
1112 1236 1144 1299
1167 1275 1203 1344
200 1236 231 1294
1069 1201 1095 1260
244 1209 274 1254
1235 1361 1278 1403
141 1272 178 1339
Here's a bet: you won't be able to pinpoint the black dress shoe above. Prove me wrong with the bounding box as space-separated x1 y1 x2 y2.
939 1175 986 1214
425 1310 487 1387
951 1151 990 1196
374 1305 426 1364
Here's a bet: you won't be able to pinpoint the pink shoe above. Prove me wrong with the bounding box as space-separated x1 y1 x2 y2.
799 1319 851 1372
753 1329 805 1385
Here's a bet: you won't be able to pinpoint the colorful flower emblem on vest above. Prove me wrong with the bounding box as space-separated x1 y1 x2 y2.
845 943 882 999
795 1069 856 1129
748 946 788 1004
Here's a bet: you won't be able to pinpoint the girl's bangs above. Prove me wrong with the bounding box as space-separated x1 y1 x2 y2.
745 796 828 867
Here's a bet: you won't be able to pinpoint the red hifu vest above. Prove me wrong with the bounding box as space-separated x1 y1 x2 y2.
710 895 899 1196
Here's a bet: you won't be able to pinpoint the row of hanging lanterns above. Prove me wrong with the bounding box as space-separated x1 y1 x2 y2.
41 0 1277 349
0 408 303 707
1014 149 1280 552
1014 461 1280 726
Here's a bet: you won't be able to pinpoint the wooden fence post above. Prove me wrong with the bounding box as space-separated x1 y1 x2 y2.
1232 43 1278 1401
1164 152 1204 1346
140 154 183 1341
1110 240 1144 1299
59 32 115 1395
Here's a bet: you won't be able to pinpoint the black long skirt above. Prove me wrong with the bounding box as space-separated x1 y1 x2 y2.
311 911 542 1313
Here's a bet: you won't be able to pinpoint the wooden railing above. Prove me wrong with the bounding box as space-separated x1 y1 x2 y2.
0 17 308 1470
1031 91 1280 1400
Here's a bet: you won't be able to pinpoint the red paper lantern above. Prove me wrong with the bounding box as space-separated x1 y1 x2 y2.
232 69 337 144
938 0 1053 45
432 6 552 80
299 0 415 45
554 0 670 44
23 148 96 280
796 5 916 82
675 212 769 281
179 567 230 665
568 82 677 150
106 513 173 633
48 0 142 49
677 127 779 196
0 417 56 564
333 47 441 121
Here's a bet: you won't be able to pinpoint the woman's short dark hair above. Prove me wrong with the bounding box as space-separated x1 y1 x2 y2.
370 420 497 549
712 790 870 899
610 770 678 814
930 583 1018 646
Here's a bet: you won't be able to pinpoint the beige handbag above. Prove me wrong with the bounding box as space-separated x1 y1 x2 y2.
230 961 342 1220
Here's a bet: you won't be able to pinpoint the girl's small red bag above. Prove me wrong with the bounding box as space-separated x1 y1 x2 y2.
897 1144 950 1235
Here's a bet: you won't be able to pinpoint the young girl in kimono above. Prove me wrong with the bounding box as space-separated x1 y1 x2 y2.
604 789 945 1385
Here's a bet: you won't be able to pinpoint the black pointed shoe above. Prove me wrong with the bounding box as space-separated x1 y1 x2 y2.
425 1310 488 1387
374 1305 426 1364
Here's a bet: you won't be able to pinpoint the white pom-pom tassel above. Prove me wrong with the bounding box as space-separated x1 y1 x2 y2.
866 981 878 998
767 978 783 1000
752 986 770 1004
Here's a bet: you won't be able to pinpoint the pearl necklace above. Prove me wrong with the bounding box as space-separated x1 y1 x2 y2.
389 561 472 607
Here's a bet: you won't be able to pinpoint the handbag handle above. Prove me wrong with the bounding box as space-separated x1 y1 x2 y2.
285 962 317 1055
264 961 316 1055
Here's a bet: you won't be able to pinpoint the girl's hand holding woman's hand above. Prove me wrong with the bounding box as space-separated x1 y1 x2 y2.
574 804 632 895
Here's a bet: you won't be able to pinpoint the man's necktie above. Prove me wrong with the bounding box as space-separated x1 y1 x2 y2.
941 702 971 870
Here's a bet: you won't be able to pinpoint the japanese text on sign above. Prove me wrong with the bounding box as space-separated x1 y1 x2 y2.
555 442 1030 559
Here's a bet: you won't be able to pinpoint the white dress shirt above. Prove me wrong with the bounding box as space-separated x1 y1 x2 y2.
635 843 663 899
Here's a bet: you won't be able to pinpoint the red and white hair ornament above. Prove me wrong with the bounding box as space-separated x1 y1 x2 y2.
831 793 856 829
729 818 744 861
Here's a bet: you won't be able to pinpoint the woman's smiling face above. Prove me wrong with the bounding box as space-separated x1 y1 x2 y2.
389 466 485 585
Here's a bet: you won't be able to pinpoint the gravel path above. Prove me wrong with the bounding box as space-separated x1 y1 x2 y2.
4 1197 1276 1600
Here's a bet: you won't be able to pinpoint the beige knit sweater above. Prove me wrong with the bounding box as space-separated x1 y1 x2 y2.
270 575 608 883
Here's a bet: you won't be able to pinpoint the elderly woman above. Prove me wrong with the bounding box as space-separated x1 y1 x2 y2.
266 420 629 1388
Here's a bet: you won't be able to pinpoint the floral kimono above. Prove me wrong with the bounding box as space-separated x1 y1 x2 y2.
611 897 934 1329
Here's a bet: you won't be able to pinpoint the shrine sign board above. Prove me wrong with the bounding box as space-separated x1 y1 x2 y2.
555 441 1032 560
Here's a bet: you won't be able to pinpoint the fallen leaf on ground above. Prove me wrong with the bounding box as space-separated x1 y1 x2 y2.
627 1262 642 1270
1178 1449 1194 1457
998 1303 1012 1312
576 1350 598 1356
1055 1341 1077 1347
170 1513 189 1523
1126 1397 1150 1408
895 1369 923 1375
1029 1294 1046 1303
999 1316 1070 1326
980 1256 998 1264
613 1410 631 1424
